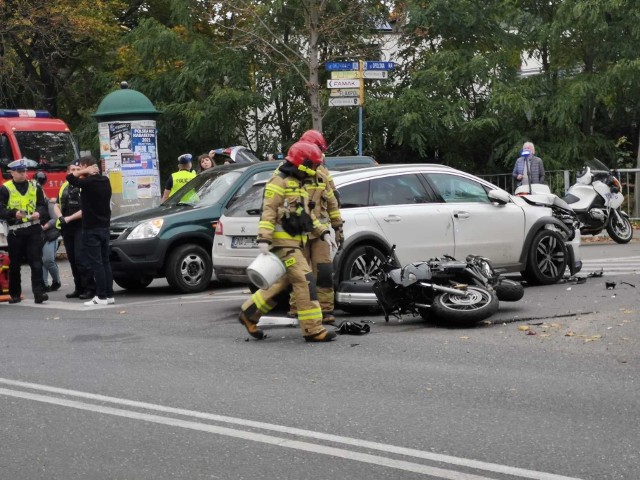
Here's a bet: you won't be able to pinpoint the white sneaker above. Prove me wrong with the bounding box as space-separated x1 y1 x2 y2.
106 297 115 305
84 296 109 306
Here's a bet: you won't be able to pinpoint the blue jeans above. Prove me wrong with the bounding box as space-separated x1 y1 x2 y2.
82 227 113 299
42 238 61 285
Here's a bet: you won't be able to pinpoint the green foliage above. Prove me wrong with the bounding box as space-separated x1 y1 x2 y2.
370 0 640 174
115 12 258 179
2 0 640 180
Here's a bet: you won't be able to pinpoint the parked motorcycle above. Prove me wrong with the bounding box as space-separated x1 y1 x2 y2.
563 158 633 244
371 246 524 325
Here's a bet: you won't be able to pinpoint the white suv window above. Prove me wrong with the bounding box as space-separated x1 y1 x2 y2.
427 173 491 203
370 174 430 206
339 181 370 208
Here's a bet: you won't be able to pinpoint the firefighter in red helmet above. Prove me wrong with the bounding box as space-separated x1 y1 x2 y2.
296 129 343 324
238 141 337 342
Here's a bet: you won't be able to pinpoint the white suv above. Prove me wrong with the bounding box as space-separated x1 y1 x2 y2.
212 164 581 310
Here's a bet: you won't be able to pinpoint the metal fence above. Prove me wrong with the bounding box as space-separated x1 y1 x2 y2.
477 169 640 220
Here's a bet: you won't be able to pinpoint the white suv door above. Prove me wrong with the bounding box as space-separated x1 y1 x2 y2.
365 173 454 265
424 172 525 265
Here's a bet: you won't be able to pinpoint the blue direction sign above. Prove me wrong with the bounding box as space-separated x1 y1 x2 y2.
325 61 359 71
364 61 395 71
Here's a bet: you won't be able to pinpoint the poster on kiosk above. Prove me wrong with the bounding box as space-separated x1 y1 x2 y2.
98 120 161 218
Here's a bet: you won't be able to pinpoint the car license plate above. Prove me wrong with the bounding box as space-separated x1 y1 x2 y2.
231 236 258 249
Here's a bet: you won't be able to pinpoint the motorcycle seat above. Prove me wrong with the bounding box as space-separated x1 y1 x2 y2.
389 262 432 286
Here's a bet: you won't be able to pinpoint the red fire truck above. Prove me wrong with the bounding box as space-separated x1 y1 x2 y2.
0 109 80 199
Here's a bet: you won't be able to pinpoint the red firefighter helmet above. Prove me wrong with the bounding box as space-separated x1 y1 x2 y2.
300 129 328 152
286 141 323 176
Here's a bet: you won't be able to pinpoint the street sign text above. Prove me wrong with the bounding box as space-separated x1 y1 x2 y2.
330 71 361 79
328 97 361 107
327 79 361 89
329 88 360 97
364 61 395 71
325 61 359 71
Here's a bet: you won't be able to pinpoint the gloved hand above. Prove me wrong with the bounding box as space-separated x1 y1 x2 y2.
334 228 344 250
258 241 270 255
322 231 338 251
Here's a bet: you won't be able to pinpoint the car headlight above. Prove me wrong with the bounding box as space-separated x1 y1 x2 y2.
127 219 164 240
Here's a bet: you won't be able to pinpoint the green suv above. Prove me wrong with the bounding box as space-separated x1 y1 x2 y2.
109 156 376 293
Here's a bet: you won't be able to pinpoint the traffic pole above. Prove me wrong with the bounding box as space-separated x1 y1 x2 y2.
358 60 364 156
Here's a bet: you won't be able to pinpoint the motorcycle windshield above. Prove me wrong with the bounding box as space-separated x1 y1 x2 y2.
582 158 610 174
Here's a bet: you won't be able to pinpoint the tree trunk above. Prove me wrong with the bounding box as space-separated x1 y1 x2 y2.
307 1 323 133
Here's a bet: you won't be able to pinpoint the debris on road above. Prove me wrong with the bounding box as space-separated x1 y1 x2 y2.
587 269 604 278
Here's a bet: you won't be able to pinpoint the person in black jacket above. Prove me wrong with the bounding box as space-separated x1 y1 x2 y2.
56 160 96 299
0 160 49 303
66 156 114 306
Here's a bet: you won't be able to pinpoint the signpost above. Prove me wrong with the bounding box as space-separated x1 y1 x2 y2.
364 61 395 71
327 79 361 89
330 71 361 79
325 59 395 155
329 88 360 97
362 70 388 79
325 61 359 71
328 98 360 107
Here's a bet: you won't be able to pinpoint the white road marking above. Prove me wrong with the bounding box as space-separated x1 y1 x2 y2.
581 256 640 276
9 294 247 311
0 378 583 480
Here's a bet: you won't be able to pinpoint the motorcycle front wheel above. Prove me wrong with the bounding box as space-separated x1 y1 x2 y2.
426 286 499 324
606 209 633 244
494 279 525 302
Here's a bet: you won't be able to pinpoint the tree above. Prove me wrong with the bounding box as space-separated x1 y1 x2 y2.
0 0 124 118
387 0 521 171
113 1 259 176
215 0 392 152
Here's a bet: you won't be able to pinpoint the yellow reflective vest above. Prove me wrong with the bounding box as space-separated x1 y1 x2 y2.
169 170 196 197
4 180 37 223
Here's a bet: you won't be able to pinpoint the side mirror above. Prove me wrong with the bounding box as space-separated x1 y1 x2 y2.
488 190 510 205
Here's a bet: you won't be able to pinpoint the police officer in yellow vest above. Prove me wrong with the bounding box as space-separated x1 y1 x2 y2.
238 142 337 343
161 153 196 202
0 159 49 303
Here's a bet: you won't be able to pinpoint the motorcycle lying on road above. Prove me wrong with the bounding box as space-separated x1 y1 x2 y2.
371 246 524 325
563 158 633 244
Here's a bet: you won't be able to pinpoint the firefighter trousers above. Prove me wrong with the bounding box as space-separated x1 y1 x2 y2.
240 247 326 338
290 237 334 314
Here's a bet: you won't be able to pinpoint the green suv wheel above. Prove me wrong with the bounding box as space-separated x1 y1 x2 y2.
166 244 213 293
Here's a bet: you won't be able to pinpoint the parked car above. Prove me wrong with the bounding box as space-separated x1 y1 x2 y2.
212 164 582 310
109 156 376 293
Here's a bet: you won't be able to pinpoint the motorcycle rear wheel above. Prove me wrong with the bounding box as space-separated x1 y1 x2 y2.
606 210 633 244
424 286 499 324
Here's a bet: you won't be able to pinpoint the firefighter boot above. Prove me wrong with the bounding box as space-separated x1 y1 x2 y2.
304 329 337 342
322 312 336 324
238 312 265 340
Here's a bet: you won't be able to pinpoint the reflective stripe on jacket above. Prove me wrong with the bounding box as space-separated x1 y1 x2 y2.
258 175 324 248
305 165 342 239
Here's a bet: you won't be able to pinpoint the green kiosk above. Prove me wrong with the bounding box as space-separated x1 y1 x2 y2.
94 82 162 218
